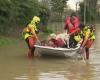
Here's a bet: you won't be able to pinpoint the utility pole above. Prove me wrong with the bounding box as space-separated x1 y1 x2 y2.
76 2 78 13
84 0 86 24
75 0 81 16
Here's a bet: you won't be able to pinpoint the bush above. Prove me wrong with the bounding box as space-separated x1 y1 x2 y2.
43 29 54 35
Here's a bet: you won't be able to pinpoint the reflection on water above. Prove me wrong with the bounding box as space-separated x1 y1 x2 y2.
0 25 100 80
10 58 97 80
37 59 96 80
37 61 95 80
39 72 65 80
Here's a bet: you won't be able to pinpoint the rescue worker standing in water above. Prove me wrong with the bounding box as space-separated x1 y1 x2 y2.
23 16 40 58
79 25 96 60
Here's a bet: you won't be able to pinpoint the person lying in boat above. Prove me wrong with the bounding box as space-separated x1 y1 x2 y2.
56 32 70 48
47 33 67 48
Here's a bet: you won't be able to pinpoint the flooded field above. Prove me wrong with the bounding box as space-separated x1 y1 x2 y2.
0 24 100 80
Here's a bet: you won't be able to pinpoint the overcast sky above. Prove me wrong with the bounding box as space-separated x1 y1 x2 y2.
67 0 83 10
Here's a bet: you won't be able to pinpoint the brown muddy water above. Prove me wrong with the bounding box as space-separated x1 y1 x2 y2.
0 24 100 80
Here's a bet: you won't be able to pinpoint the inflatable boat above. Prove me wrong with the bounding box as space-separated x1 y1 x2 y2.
34 45 80 57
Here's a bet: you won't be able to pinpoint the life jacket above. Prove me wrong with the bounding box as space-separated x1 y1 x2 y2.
23 24 37 39
65 16 80 33
83 26 95 40
74 26 95 42
89 30 95 40
74 33 82 42
22 16 40 39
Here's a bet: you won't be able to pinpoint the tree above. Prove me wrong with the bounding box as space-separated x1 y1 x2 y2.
0 0 11 33
79 0 98 23
0 0 40 35
50 0 68 21
51 0 67 13
39 5 50 31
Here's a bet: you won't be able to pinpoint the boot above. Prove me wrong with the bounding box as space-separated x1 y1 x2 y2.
86 52 89 60
85 48 89 60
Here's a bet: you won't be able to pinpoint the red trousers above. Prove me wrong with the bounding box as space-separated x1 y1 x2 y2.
25 36 36 58
85 39 94 60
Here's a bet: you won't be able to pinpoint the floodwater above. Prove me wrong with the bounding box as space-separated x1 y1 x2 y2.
0 24 100 80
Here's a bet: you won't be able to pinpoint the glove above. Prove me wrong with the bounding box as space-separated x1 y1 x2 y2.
77 47 83 54
35 29 39 34
76 43 81 47
80 46 83 50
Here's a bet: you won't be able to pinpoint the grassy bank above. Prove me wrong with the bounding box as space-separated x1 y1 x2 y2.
0 31 51 46
0 36 22 46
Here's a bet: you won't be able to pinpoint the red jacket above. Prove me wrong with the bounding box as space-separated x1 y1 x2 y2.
64 16 80 34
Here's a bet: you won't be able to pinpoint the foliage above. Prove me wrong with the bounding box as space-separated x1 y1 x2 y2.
79 0 98 23
51 0 67 13
43 28 54 34
50 0 68 21
0 0 50 35
38 4 50 31
0 36 20 46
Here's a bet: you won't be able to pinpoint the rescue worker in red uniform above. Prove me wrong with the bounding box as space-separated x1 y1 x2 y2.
22 16 40 58
64 14 80 48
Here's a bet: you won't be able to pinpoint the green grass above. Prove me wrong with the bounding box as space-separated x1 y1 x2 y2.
0 29 54 46
0 36 21 46
43 29 54 35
